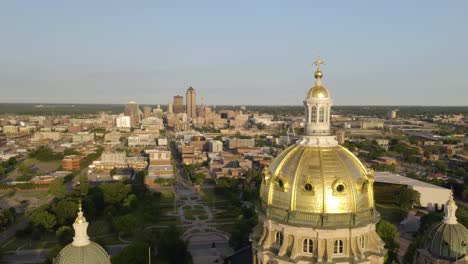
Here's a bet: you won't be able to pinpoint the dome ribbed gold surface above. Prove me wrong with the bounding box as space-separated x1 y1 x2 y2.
307 85 329 99
260 144 378 227
54 242 111 264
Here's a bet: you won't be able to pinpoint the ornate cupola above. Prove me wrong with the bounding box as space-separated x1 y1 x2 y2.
299 57 338 147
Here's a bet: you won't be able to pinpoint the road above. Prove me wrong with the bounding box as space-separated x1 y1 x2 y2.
0 219 29 245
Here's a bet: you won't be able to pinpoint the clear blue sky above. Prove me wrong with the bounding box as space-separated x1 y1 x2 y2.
1 0 467 105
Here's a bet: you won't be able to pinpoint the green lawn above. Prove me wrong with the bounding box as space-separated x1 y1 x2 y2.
1 233 57 251
7 158 61 181
184 209 206 216
376 203 407 224
158 190 175 203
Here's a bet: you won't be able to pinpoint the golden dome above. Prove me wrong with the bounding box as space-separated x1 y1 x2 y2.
75 215 86 224
307 85 329 99
260 144 378 227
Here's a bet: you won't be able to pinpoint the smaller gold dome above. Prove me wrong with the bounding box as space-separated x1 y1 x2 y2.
75 215 86 224
307 85 329 99
447 191 456 206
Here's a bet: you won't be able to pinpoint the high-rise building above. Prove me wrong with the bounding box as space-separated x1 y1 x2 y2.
173 95 184 114
153 105 163 118
0 132 7 147
116 115 131 129
168 102 173 114
143 106 152 118
186 86 197 119
124 101 142 127
61 155 82 171
251 58 385 263
388 109 398 119
336 129 346 145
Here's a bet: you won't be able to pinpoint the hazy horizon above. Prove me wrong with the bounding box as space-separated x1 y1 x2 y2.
1 102 467 108
1 1 468 106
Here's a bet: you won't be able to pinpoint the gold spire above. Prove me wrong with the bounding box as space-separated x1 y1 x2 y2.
313 56 325 79
447 189 456 206
75 199 87 224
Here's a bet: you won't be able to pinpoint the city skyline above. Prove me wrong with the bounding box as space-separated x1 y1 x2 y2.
1 1 468 106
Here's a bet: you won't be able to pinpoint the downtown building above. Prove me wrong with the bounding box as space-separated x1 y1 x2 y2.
173 95 184 114
186 86 197 120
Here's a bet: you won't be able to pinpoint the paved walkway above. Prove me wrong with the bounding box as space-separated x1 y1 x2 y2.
174 183 233 264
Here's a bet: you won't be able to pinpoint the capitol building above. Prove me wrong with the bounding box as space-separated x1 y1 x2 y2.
251 59 386 263
250 58 468 264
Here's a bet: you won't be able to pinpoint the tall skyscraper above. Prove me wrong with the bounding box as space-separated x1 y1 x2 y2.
173 95 184 114
251 58 385 263
143 106 152 118
168 102 173 114
124 101 142 127
186 86 197 119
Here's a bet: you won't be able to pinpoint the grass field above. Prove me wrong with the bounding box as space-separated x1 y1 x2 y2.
376 203 407 224
7 158 61 181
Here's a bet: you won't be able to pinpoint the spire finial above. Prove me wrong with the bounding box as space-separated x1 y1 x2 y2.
444 189 458 224
313 56 325 80
75 199 87 224
72 198 90 246
314 56 325 70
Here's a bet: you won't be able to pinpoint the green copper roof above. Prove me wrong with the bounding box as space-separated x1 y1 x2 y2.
423 222 468 261
54 242 111 264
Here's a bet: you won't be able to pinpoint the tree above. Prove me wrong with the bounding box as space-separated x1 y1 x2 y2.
78 175 89 196
100 182 131 205
48 177 66 198
51 199 78 225
396 188 421 211
192 172 206 185
376 219 400 263
123 194 138 209
158 225 192 264
0 208 16 231
112 242 150 264
63 148 80 156
31 209 57 231
29 146 63 161
113 214 137 237
56 226 73 245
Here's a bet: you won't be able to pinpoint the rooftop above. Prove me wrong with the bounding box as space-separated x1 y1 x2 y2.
374 171 447 190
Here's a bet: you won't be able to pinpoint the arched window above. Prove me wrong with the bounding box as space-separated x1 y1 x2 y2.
275 232 283 247
319 107 324 123
303 238 313 253
334 240 344 255
311 107 316 123
358 235 365 249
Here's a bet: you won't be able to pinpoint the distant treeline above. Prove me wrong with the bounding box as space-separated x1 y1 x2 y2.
0 103 466 118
